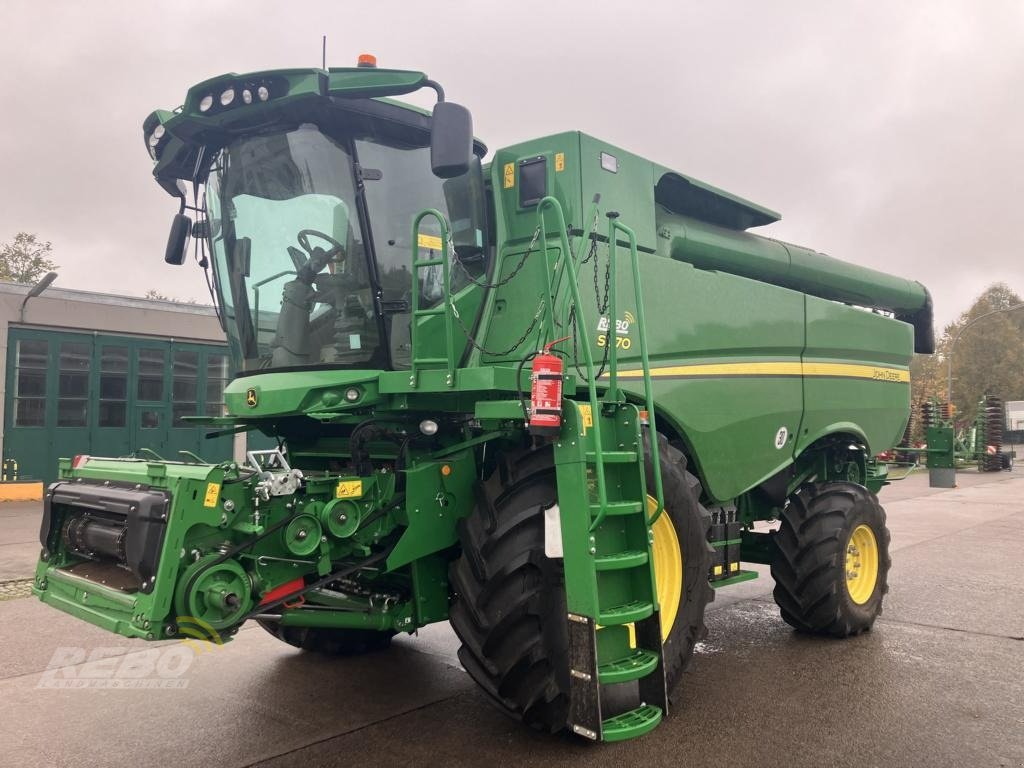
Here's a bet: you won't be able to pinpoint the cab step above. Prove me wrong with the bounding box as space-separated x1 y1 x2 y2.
589 500 644 517
598 600 654 625
585 450 639 464
601 704 664 742
598 648 660 684
594 550 649 570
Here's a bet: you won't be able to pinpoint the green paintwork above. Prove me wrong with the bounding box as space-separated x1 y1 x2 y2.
660 213 928 314
710 570 759 589
31 63 932 743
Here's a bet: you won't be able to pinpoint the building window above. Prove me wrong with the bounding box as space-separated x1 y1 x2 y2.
206 353 229 417
138 348 164 401
98 346 128 428
57 341 90 427
172 349 199 427
13 338 48 427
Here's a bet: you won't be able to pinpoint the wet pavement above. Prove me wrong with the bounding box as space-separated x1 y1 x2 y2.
2 468 1022 768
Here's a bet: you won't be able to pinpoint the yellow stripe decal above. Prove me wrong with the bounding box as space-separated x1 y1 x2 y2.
608 361 909 383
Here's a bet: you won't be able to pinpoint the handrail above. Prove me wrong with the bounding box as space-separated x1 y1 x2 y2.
536 196 610 531
607 216 664 524
407 198 663 526
410 209 455 387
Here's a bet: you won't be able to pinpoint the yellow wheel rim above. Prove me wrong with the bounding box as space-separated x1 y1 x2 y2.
845 524 879 605
648 495 683 640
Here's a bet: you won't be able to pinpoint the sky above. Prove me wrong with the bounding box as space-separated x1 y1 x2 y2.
0 1 1021 330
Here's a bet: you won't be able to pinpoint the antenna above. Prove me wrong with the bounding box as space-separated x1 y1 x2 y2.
322 35 326 69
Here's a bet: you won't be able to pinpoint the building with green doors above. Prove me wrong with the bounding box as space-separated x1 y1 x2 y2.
0 280 242 492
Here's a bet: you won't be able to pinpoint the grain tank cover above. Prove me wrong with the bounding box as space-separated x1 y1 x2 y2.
655 171 780 231
654 170 935 353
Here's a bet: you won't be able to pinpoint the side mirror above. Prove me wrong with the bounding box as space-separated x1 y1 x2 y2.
431 102 473 179
165 213 192 265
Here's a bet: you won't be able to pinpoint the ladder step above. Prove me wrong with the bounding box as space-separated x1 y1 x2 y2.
598 648 660 685
589 500 644 517
413 308 446 317
594 550 649 570
601 704 663 742
585 450 639 464
598 600 654 626
412 357 449 365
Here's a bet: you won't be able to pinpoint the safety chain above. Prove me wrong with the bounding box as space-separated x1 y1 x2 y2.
451 295 547 358
566 219 612 381
555 209 601 323
448 226 541 289
570 302 612 382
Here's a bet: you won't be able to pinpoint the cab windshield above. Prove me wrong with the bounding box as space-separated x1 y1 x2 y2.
206 120 487 372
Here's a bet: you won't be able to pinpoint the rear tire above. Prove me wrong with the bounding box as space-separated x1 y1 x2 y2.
448 437 713 733
256 620 394 655
771 481 891 637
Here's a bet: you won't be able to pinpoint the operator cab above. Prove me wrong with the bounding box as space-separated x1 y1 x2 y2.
205 106 489 373
149 63 489 375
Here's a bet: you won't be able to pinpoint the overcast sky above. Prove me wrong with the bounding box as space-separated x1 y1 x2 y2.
0 1 1020 330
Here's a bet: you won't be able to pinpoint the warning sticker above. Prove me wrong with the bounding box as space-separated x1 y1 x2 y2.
578 404 593 435
336 480 363 499
503 162 515 189
555 152 565 172
417 233 443 251
203 482 220 508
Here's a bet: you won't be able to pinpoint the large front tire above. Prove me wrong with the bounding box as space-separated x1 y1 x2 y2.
771 481 891 636
449 438 713 733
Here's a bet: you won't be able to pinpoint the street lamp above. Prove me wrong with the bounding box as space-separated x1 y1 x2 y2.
18 271 58 323
946 302 1024 405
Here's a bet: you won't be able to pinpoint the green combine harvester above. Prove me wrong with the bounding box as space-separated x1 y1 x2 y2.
33 57 935 742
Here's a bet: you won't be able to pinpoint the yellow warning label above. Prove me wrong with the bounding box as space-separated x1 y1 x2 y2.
203 482 220 508
729 562 740 573
555 152 565 172
335 480 363 499
503 162 515 189
417 233 443 251
713 565 724 576
578 404 593 435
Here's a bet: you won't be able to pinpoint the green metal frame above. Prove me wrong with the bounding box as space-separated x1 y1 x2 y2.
410 209 455 387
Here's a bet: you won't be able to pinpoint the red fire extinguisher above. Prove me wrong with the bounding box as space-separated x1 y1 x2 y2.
529 336 570 437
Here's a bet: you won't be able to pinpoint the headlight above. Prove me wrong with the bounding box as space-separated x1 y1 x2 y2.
199 94 213 112
344 387 361 403
242 89 252 105
257 86 269 102
153 124 165 140
220 88 235 107
419 419 439 436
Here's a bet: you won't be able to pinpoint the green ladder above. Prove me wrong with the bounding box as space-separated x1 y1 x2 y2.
408 208 456 388
537 198 668 741
554 401 667 741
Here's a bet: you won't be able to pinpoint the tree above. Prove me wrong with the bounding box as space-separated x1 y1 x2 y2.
941 283 1024 423
0 232 58 284
144 289 197 304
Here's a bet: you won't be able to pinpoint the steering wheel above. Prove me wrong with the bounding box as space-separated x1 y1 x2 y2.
292 229 347 285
